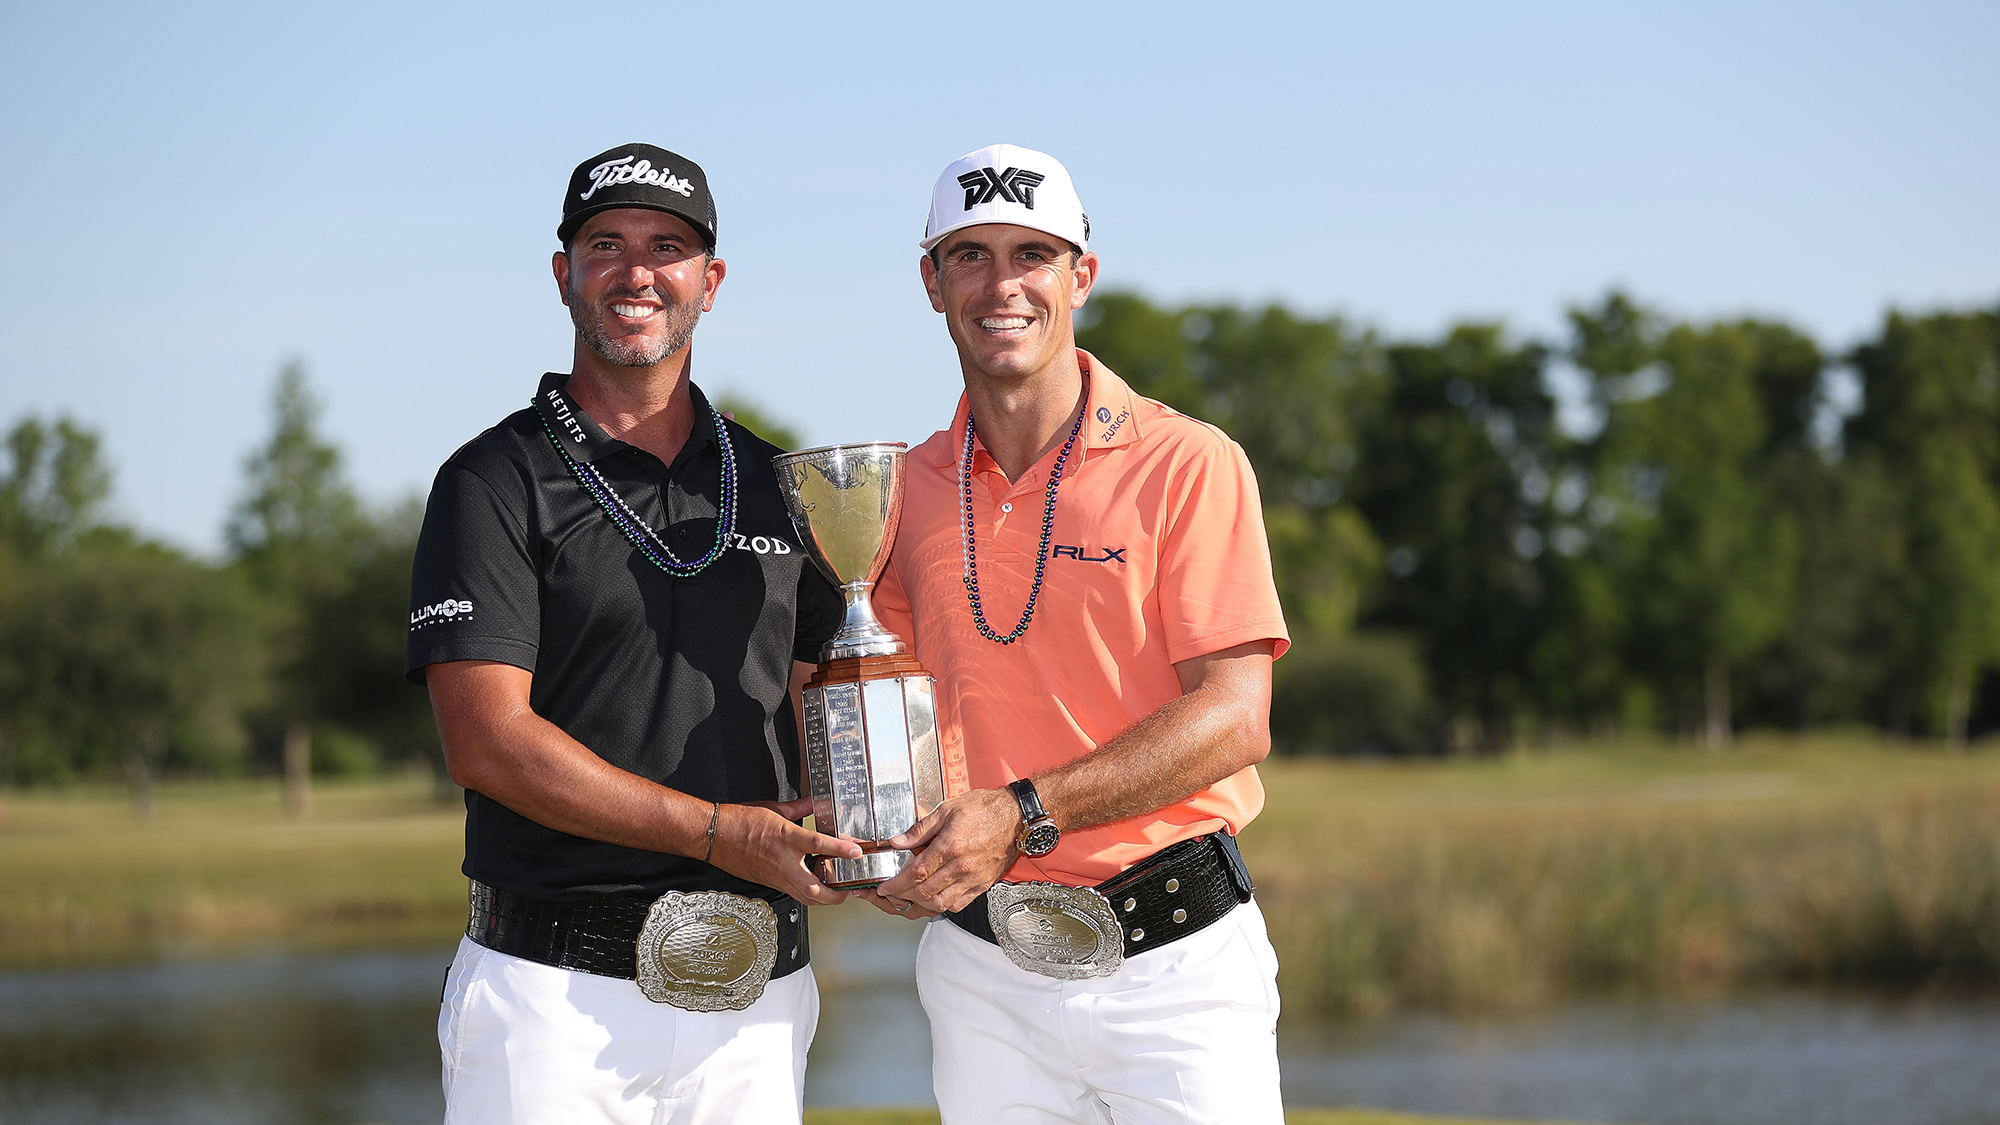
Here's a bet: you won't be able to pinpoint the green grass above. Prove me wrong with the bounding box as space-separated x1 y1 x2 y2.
0 776 467 966
4 733 1998 1014
24 742 1979 1124
1246 732 2000 1012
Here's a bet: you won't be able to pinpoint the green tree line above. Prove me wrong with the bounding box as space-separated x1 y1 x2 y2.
0 365 807 802
0 363 439 806
1076 291 2000 754
2 291 1996 797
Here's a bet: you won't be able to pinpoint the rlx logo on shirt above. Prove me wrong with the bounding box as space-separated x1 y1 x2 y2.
1049 545 1126 564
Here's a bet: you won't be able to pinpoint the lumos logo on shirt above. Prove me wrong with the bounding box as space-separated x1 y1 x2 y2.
411 599 474 628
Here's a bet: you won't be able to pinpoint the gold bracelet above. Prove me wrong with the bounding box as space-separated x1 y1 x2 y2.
703 800 721 864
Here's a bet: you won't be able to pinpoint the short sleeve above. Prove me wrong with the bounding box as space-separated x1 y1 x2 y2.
793 562 845 664
1156 438 1291 664
405 463 542 684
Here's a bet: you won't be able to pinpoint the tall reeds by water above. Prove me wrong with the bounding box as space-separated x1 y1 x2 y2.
1246 740 2000 1013
3 740 1996 1016
0 779 468 967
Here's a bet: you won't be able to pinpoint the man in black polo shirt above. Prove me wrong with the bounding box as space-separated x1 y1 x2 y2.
407 143 858 1125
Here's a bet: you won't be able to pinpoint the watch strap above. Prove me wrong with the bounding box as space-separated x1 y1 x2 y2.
1007 778 1049 824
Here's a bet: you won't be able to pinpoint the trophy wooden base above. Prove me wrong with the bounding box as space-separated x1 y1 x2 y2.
806 652 928 688
801 653 943 889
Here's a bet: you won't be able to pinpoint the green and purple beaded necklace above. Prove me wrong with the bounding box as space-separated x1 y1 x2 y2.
536 397 739 579
958 387 1088 644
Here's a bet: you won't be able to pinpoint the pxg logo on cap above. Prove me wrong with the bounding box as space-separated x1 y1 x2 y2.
957 167 1044 210
922 143 1088 253
559 143 717 251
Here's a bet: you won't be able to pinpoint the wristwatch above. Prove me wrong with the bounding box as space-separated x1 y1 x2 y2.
1008 778 1060 857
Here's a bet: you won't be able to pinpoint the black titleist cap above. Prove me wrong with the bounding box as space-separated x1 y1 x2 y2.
557 143 716 250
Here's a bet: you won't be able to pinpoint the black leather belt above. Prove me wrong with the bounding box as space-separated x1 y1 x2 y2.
947 831 1254 959
467 882 810 981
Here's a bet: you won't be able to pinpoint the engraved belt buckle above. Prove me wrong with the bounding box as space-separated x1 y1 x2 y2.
985 881 1124 980
635 890 779 1011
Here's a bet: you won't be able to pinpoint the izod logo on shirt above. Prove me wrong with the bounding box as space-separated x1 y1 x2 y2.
730 532 794 556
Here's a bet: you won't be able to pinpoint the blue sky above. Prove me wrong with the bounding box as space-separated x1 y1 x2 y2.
1 1 1994 552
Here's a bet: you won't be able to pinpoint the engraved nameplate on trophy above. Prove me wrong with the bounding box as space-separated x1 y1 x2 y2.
773 443 945 888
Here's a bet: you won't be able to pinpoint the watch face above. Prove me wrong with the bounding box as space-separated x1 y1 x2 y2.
1022 822 1061 857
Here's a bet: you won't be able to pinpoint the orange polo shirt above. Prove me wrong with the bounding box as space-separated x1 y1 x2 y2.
873 351 1289 887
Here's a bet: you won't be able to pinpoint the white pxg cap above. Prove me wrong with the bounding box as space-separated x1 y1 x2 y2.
920 143 1089 253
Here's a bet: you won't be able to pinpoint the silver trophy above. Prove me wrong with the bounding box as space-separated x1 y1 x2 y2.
773 443 944 888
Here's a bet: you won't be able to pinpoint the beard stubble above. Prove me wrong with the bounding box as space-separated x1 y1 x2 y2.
569 275 703 368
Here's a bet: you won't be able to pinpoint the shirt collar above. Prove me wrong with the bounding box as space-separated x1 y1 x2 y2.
924 349 1145 471
533 372 715 465
1077 350 1144 452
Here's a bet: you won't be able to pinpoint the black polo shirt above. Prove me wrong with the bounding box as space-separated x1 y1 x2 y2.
406 373 842 903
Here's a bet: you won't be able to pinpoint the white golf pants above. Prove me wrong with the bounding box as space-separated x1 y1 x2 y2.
916 898 1284 1125
438 935 817 1125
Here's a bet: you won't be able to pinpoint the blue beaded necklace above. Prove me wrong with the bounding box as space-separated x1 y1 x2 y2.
536 397 739 579
959 388 1088 645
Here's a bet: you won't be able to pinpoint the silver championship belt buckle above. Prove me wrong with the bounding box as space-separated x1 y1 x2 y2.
634 890 779 1011
985 881 1124 980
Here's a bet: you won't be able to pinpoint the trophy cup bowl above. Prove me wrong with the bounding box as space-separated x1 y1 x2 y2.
773 443 944 888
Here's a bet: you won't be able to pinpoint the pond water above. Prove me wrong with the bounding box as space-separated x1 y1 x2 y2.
3 918 1997 1125
1280 991 2000 1125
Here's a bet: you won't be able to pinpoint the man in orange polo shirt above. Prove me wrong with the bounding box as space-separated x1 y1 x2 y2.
869 144 1289 1124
